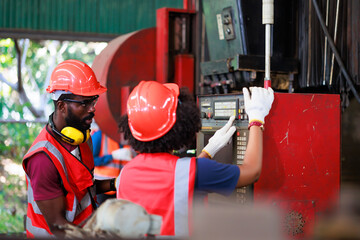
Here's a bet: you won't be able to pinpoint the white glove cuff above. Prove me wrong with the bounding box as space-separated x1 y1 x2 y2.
202 148 214 159
202 141 221 159
247 110 266 124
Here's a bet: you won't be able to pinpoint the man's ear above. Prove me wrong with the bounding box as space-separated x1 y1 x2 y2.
57 100 67 113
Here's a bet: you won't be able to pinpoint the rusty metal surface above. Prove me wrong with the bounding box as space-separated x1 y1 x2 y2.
92 28 156 141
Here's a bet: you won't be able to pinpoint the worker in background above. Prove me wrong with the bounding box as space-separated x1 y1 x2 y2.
22 60 117 238
116 81 274 236
91 127 132 204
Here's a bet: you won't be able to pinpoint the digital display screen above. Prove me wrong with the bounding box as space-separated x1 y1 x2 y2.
214 101 237 118
214 101 236 109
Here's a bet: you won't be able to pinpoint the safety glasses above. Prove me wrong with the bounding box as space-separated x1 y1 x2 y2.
62 95 99 108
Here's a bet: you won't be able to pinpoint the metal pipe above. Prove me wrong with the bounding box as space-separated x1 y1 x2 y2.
265 24 271 86
262 0 274 89
329 0 340 85
312 0 360 103
322 0 329 85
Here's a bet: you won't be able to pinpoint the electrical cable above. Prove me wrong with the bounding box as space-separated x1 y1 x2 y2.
312 0 360 103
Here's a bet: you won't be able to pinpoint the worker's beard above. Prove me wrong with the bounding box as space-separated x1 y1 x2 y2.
65 108 94 132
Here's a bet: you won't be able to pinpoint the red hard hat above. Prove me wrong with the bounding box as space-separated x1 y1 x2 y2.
127 81 179 142
46 59 107 96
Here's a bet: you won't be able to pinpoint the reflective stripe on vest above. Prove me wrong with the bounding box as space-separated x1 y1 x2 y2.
94 160 125 179
174 157 191 236
25 140 94 237
25 175 53 238
102 135 110 154
26 216 55 238
99 134 119 156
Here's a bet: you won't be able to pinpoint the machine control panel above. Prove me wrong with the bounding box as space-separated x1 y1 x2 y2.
198 93 249 164
197 94 252 204
199 94 248 121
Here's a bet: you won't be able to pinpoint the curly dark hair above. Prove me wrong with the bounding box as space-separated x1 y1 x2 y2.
119 87 201 153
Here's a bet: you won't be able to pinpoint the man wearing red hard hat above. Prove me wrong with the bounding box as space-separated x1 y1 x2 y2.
22 60 116 238
117 80 274 236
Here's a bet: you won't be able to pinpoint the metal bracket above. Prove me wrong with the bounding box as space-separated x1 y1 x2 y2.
221 7 236 40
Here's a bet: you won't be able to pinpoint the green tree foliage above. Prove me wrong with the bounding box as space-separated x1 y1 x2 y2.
0 122 44 163
0 39 15 119
0 38 15 68
0 174 27 234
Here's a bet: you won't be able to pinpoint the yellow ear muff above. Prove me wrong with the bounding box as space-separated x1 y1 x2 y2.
61 127 90 145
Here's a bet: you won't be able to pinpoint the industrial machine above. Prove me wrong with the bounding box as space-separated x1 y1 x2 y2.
196 1 340 238
196 92 340 237
92 0 341 238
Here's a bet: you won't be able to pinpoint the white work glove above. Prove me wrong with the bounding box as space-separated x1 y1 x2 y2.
202 116 236 158
111 148 132 161
243 87 274 124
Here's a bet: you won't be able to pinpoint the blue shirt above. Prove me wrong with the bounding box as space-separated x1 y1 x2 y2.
195 157 240 196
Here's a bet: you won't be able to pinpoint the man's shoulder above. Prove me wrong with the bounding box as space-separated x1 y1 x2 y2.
25 150 54 174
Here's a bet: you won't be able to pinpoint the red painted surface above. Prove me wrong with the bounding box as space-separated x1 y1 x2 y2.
264 79 271 89
92 28 156 141
254 93 341 238
174 54 194 92
156 8 195 84
120 86 130 116
183 0 196 10
156 8 169 84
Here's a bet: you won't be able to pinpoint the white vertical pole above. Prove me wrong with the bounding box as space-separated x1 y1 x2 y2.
265 24 271 83
262 0 274 89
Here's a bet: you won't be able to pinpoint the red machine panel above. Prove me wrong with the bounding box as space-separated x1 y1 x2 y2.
92 28 156 141
255 93 341 238
156 8 195 86
174 54 194 93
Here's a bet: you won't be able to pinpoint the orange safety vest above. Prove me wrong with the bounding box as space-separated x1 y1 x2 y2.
93 132 123 179
23 126 96 238
94 132 130 195
117 153 196 236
